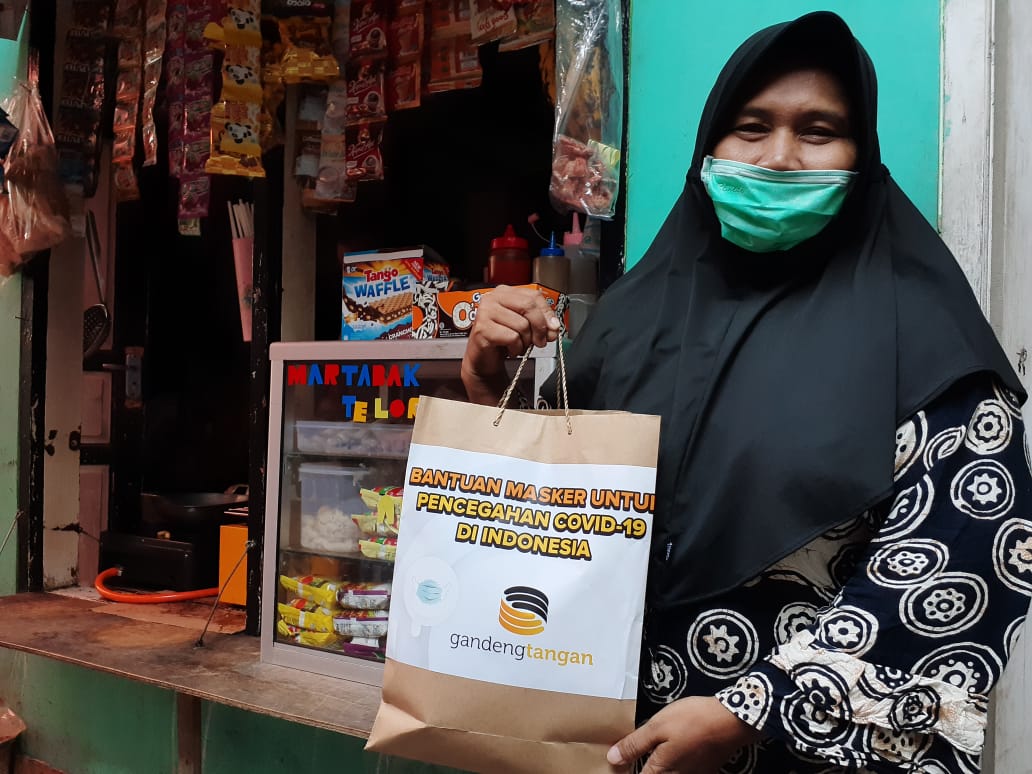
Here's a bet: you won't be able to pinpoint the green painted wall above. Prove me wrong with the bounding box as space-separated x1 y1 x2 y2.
0 649 464 773
0 12 26 597
625 0 941 267
0 651 177 774
0 273 18 597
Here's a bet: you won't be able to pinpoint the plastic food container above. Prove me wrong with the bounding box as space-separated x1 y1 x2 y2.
299 463 369 552
296 421 413 457
296 421 378 454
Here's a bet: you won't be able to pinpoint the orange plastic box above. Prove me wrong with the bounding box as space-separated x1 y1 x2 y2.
218 523 249 606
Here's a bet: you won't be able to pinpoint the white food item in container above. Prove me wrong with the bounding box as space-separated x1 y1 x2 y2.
300 505 362 552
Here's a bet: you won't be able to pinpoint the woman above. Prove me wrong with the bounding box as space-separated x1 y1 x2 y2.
462 11 1032 774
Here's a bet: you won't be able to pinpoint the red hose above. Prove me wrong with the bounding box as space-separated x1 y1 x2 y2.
94 567 219 604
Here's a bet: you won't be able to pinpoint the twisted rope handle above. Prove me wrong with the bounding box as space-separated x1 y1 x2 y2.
494 295 572 434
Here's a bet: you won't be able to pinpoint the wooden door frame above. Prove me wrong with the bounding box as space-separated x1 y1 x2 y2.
942 2 1031 771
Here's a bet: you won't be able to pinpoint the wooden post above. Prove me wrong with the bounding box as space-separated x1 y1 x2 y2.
176 693 202 774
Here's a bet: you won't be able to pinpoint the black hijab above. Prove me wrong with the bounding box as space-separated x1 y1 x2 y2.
546 11 1025 610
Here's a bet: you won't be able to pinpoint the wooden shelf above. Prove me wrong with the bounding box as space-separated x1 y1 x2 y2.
279 545 396 565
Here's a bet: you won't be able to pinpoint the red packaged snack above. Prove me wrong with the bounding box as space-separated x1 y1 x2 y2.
427 34 481 91
469 0 515 45
498 0 555 52
387 60 420 111
345 59 386 122
430 0 468 38
177 173 211 220
388 11 423 62
350 0 388 57
391 0 423 14
345 120 384 181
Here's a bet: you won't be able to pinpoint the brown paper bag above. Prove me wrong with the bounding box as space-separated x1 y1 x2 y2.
367 392 660 774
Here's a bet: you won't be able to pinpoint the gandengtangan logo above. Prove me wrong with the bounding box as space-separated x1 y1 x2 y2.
498 586 549 636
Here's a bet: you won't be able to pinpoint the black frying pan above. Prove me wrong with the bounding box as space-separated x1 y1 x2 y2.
140 485 248 529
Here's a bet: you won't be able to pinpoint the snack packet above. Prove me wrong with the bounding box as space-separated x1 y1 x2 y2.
279 16 340 83
360 486 404 523
349 0 388 58
277 601 336 633
345 59 386 122
345 120 385 181
332 609 390 637
283 596 341 617
470 0 516 45
342 636 387 660
279 574 344 609
352 512 400 537
336 581 392 610
359 537 397 561
276 619 346 649
206 100 266 177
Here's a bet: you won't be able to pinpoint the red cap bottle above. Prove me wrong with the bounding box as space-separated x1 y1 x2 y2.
488 225 531 286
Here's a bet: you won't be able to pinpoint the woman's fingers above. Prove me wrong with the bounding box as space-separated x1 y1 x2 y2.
461 286 561 404
472 286 559 354
484 286 560 344
607 722 659 769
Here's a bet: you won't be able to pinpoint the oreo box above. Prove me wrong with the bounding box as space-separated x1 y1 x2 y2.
435 284 566 338
341 247 437 340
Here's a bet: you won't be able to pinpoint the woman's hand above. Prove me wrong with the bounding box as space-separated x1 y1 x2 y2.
607 696 763 774
460 285 560 405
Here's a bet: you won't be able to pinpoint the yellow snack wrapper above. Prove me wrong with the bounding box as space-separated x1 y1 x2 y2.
359 538 397 562
222 45 263 104
223 1 262 47
352 511 400 537
283 596 340 617
279 17 340 84
277 601 336 633
206 101 266 178
276 619 345 648
279 574 343 610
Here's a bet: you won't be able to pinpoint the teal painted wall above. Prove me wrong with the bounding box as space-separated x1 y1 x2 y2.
625 0 941 266
0 649 465 773
0 651 177 774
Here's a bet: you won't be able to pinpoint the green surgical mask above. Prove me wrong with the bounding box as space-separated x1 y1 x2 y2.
700 155 857 252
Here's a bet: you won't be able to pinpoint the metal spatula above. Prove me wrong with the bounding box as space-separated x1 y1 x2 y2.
82 210 110 359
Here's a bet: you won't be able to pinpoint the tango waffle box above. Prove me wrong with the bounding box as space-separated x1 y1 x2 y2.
427 284 567 338
341 247 438 341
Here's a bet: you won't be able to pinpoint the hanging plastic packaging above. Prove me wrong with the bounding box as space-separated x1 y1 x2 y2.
549 0 623 220
0 72 71 277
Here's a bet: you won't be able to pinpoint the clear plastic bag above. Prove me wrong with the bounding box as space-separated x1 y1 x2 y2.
550 0 623 220
0 78 71 261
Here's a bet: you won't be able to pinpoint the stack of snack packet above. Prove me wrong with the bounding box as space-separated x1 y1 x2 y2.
278 574 390 659
204 0 266 178
166 0 217 234
353 486 402 560
427 0 481 94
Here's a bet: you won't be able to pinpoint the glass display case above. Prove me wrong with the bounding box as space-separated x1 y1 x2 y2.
261 339 552 682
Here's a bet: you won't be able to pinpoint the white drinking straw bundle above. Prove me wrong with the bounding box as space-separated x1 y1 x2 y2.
227 199 254 239
228 199 255 342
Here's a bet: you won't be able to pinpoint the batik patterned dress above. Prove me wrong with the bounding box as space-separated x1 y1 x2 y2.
639 375 1032 773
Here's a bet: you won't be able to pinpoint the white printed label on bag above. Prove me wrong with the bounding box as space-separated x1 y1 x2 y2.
387 443 656 700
